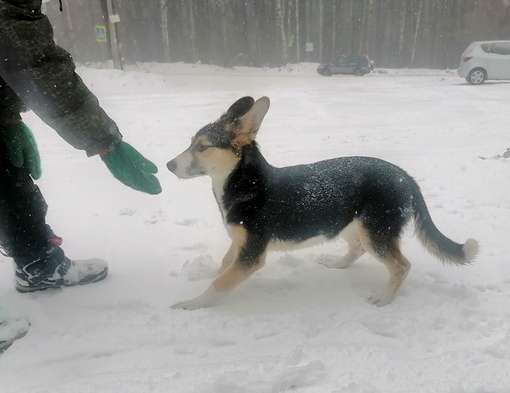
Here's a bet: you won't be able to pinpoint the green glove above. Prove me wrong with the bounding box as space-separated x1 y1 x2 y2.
2 123 42 180
101 141 162 195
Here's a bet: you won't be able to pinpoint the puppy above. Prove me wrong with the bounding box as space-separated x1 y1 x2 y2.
167 96 478 309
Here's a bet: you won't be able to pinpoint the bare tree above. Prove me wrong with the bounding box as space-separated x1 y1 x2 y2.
160 0 170 62
397 0 407 65
295 0 300 62
179 0 198 62
318 0 324 61
244 0 261 66
331 0 337 55
411 0 424 66
275 0 288 64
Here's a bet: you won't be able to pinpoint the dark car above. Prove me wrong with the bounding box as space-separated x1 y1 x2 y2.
317 54 374 76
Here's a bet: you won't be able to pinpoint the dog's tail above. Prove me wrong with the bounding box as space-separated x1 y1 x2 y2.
412 189 479 265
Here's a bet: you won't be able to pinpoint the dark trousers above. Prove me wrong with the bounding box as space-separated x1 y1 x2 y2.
0 133 53 260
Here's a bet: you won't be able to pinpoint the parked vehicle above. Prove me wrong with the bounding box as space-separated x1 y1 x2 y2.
317 54 374 77
458 41 510 84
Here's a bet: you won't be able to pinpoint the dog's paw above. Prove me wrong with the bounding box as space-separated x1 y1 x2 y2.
172 285 224 310
171 298 211 310
367 291 395 307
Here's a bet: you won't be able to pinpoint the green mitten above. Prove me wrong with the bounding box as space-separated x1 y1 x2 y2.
2 123 42 180
101 141 162 195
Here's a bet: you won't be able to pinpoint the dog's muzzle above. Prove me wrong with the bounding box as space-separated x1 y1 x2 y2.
166 160 177 173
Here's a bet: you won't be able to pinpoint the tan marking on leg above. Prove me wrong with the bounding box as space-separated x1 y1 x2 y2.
357 225 411 306
218 242 238 274
226 224 248 245
212 262 249 292
378 245 411 300
218 225 249 274
213 252 267 292
212 225 248 291
369 246 411 306
214 225 254 293
215 226 246 276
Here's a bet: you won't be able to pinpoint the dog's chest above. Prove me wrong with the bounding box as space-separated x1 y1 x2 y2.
211 174 230 221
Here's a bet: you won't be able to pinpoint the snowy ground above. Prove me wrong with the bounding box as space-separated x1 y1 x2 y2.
1 63 509 393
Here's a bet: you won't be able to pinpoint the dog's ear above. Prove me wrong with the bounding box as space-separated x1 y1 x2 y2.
231 96 270 148
226 96 255 120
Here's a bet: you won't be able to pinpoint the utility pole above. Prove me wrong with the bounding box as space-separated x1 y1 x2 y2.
105 0 122 70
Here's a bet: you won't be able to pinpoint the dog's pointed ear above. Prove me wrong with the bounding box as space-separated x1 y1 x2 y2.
231 96 270 148
226 96 255 120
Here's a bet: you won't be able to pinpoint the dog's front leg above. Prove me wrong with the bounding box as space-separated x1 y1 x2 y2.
217 242 238 274
172 231 267 310
172 254 266 310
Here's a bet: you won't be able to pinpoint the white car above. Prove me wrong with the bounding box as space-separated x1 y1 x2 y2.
458 40 510 84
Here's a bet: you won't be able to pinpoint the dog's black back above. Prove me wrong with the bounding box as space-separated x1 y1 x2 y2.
223 142 416 251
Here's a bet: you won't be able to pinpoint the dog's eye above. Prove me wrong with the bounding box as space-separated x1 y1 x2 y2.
196 143 210 152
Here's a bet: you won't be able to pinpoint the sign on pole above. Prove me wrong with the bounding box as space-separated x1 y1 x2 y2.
95 25 107 43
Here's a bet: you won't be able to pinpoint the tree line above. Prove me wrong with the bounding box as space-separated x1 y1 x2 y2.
46 0 510 69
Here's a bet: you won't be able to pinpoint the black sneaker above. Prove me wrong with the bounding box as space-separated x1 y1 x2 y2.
14 246 108 293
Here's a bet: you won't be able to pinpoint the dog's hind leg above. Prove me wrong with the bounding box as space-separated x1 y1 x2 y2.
358 205 412 306
367 245 411 306
360 230 411 306
360 219 411 306
319 220 365 269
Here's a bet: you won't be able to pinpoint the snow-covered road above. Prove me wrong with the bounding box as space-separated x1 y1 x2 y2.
1 63 509 393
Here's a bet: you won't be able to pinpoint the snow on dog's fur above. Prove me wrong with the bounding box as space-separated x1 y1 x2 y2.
167 96 479 309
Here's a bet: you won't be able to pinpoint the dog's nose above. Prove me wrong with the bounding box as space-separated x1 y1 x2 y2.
166 160 177 172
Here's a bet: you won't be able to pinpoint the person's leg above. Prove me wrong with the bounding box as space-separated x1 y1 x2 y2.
0 130 108 292
0 152 53 258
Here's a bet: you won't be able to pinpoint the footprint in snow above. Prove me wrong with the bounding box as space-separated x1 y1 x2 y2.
170 255 217 281
272 360 327 392
145 209 166 224
174 218 199 227
118 208 137 216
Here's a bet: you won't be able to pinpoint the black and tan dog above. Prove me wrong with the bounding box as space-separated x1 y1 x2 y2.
167 96 478 310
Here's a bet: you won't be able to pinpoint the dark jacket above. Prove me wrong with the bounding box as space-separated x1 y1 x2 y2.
0 0 122 156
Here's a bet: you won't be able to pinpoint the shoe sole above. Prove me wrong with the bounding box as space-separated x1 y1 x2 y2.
15 268 108 293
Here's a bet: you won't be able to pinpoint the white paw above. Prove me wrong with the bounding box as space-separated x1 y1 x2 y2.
171 298 211 310
171 285 224 310
367 291 395 307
